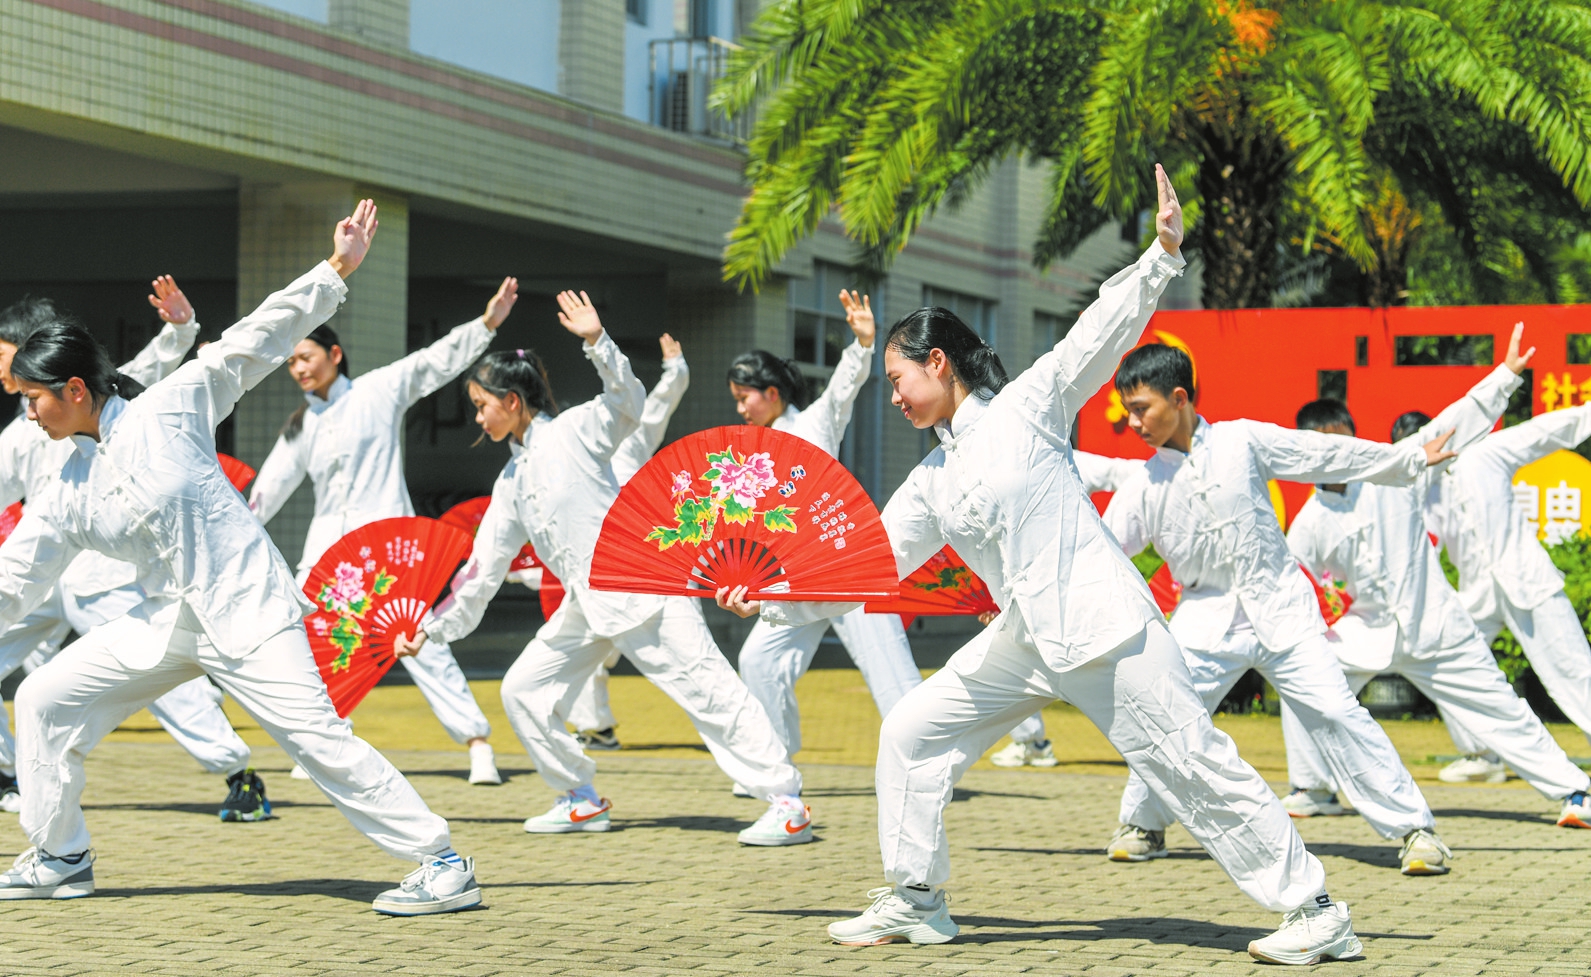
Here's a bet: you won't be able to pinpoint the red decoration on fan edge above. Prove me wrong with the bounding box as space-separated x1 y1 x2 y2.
864 546 998 622
0 502 21 545
588 426 897 601
217 454 256 493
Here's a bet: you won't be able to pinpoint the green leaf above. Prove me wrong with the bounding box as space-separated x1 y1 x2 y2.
763 506 799 533
723 496 755 524
348 595 371 617
372 570 396 596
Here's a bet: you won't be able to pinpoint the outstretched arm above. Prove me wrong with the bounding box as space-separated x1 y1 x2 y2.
0 505 80 631
1253 420 1447 486
793 291 875 450
398 478 524 652
378 277 517 409
1403 322 1532 454
1471 401 1591 472
611 335 690 484
248 434 309 526
555 290 646 460
119 275 201 386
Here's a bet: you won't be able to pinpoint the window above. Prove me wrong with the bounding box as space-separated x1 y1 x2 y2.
1034 309 1070 359
789 261 860 372
1393 334 1494 366
627 0 648 24
923 286 997 348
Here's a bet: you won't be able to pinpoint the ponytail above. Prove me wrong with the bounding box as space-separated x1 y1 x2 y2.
11 320 143 406
280 323 351 441
726 350 811 409
469 348 558 422
884 307 1009 395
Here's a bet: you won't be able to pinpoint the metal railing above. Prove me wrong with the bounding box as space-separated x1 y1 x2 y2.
648 36 750 145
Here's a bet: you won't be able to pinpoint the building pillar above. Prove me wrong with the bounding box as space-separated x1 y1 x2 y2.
559 0 626 113
329 0 410 50
234 180 410 566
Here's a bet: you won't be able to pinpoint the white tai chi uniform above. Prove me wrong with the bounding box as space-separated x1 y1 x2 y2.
1425 404 1591 754
737 340 922 755
0 263 452 861
250 318 496 745
567 352 689 733
0 317 251 779
765 242 1328 911
1106 418 1438 841
1280 368 1590 801
1006 449 1144 746
427 333 801 801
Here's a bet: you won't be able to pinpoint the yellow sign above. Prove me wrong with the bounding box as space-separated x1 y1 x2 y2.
1512 449 1591 543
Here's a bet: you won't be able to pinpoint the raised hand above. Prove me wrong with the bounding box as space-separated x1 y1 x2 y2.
556 290 604 346
147 275 194 325
715 584 762 619
659 333 683 360
1154 163 1184 257
1505 321 1536 374
392 629 426 659
1423 428 1458 467
484 277 519 332
839 290 876 348
328 198 379 279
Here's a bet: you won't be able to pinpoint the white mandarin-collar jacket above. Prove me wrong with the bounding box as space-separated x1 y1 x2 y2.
429 332 660 644
1427 401 1591 619
1287 366 1520 670
0 263 347 661
772 340 872 459
611 353 689 485
249 316 495 575
0 316 201 599
764 242 1185 673
1074 450 1144 494
1103 413 1430 654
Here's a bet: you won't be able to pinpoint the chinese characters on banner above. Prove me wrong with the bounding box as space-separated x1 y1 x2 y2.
1513 450 1591 544
1540 372 1591 413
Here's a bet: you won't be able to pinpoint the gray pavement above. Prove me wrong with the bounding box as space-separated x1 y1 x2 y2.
1 741 1586 975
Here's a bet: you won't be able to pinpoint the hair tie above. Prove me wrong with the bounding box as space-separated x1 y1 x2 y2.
516 349 526 359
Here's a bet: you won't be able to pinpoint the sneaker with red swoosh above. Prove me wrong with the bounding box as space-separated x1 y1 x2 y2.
523 791 612 833
738 798 814 846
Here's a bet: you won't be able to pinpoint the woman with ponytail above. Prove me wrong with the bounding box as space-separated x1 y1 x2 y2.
397 291 806 848
722 293 923 793
719 168 1362 966
0 202 483 915
249 276 520 787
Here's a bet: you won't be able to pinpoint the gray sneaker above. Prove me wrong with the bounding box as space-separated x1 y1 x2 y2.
1399 828 1453 876
372 856 482 915
0 848 94 900
1106 824 1168 862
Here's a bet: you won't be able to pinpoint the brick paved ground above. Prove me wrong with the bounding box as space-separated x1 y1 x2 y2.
1 730 1587 976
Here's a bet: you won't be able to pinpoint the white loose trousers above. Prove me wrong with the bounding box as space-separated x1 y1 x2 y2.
1119 629 1434 840
1281 630 1588 800
15 609 451 861
878 617 1325 912
568 648 624 733
738 607 922 754
501 595 801 800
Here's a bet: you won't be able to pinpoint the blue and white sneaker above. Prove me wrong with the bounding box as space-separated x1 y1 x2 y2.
372 856 482 915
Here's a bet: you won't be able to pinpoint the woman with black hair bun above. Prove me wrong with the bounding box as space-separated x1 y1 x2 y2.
722 294 923 796
248 276 520 787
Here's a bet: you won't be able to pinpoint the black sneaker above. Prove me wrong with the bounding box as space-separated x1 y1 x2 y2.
0 771 19 814
577 727 621 751
219 769 273 822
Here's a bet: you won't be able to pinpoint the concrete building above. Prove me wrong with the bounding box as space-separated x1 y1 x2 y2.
0 0 1196 665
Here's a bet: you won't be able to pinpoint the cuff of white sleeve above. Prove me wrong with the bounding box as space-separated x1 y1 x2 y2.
1141 239 1187 276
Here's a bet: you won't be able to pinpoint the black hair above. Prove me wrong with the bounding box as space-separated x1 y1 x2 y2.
1296 398 1357 436
281 324 353 441
0 296 59 348
726 350 811 410
468 349 559 444
1114 343 1194 401
883 307 1009 395
1391 410 1431 443
10 319 145 406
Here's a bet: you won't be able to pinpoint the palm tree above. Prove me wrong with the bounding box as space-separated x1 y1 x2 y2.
716 0 1591 309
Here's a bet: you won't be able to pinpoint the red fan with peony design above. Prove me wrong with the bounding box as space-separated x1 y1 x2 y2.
439 496 539 573
589 426 897 600
864 546 999 619
1302 565 1354 626
0 502 21 546
217 453 256 492
302 516 474 717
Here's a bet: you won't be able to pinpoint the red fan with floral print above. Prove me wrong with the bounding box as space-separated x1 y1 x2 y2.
864 546 999 618
217 454 256 493
589 426 897 600
1301 565 1354 626
302 516 474 717
0 502 21 546
439 496 564 616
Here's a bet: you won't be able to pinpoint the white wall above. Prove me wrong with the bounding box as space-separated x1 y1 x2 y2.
409 0 561 93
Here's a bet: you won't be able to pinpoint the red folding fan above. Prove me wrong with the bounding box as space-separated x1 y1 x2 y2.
439 496 538 573
1148 564 1181 615
589 426 897 600
864 546 999 618
1301 565 1354 626
217 453 256 493
0 502 21 546
302 516 474 717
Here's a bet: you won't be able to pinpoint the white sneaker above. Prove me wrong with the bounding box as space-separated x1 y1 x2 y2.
0 848 95 900
738 798 813 846
828 886 958 946
731 782 754 798
0 775 19 814
989 739 1056 767
523 791 612 833
1247 898 1363 965
1105 823 1167 862
1281 788 1346 818
468 743 502 786
290 764 311 781
1558 791 1591 828
1399 828 1453 876
1438 754 1507 784
371 856 482 915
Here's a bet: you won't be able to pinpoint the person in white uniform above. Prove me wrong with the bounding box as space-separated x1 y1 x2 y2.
0 288 263 822
724 294 922 782
249 277 521 786
0 201 481 914
1103 346 1459 876
990 449 1144 767
1278 342 1591 831
396 291 810 847
565 334 691 751
1422 400 1591 786
721 167 1362 966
